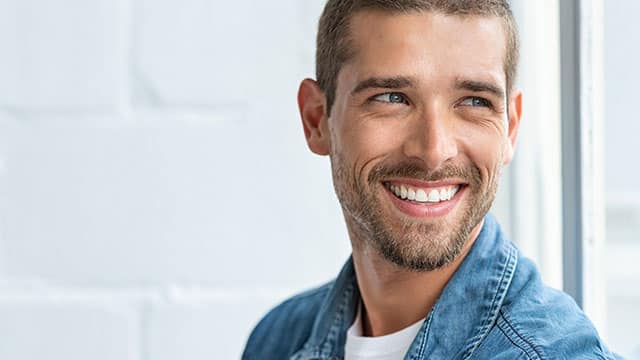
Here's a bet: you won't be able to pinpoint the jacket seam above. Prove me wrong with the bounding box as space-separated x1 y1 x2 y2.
320 281 355 357
496 319 534 359
248 283 332 360
406 306 435 360
497 311 545 360
460 241 518 359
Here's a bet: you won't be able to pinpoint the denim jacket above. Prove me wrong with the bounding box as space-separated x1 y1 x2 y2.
243 214 621 359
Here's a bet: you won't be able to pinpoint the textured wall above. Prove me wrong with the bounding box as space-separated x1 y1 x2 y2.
0 0 353 358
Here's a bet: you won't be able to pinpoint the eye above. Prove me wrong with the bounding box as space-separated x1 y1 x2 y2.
459 96 492 108
371 92 409 105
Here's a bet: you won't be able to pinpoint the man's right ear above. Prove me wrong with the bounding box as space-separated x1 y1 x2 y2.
298 79 330 156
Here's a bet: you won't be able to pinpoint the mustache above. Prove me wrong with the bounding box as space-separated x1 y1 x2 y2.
367 161 481 186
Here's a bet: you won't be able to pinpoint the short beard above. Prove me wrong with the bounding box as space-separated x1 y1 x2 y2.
331 155 499 272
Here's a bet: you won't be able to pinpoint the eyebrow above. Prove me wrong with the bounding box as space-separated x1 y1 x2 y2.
351 76 415 96
350 75 506 101
455 78 505 101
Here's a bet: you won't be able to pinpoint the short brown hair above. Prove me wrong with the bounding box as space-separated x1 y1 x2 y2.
316 0 519 115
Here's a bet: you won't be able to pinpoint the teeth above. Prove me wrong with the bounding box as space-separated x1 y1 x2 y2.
440 188 448 201
407 188 416 201
415 189 428 202
388 183 461 203
427 189 440 202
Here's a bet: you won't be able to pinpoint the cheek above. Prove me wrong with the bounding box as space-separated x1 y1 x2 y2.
456 125 506 181
336 116 407 172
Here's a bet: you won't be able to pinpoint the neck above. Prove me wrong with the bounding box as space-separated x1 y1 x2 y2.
349 221 483 337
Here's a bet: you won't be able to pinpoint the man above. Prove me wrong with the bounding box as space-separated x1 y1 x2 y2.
243 0 620 359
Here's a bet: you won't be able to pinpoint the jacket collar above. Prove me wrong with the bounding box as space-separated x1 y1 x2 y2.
291 214 518 360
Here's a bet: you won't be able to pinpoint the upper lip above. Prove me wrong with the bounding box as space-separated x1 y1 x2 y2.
384 178 467 188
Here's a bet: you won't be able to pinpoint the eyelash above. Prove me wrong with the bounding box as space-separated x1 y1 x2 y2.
459 96 493 108
370 92 410 105
368 93 494 110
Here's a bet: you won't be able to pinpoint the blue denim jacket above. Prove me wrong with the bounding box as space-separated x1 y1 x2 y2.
243 214 621 359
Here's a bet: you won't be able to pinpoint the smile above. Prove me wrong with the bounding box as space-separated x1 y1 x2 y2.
382 180 466 218
385 182 461 203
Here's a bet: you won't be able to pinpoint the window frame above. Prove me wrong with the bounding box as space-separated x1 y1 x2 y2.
559 0 607 332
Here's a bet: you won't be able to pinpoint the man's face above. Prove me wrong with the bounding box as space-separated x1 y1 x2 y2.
303 11 521 271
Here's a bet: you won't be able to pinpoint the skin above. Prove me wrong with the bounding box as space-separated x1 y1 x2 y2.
298 11 523 337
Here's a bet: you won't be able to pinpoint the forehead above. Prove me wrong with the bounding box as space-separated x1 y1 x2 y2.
343 10 507 87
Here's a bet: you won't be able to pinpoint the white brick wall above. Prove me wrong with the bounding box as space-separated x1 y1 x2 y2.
0 0 349 359
146 291 283 360
0 296 139 360
0 0 120 110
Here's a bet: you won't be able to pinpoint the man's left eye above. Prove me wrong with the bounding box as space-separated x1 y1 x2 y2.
372 92 409 104
460 97 492 108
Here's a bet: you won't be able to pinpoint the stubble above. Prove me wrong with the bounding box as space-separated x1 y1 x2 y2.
331 153 500 272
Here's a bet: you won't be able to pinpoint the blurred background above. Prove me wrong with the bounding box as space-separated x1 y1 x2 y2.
0 0 637 359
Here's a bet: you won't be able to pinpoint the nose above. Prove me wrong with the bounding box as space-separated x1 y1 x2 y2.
402 106 458 170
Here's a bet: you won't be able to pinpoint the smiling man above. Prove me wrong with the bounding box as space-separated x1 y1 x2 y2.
243 1 619 359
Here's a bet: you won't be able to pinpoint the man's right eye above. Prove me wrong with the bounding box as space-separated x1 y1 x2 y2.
371 92 409 105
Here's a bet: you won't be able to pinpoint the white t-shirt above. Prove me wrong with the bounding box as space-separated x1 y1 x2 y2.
344 304 425 360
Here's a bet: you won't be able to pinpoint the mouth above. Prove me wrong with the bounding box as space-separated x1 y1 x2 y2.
382 179 467 218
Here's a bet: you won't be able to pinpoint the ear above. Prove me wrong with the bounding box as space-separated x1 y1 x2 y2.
502 89 523 164
298 78 330 155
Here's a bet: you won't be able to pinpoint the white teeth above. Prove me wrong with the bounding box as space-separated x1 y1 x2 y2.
428 189 440 202
388 183 461 203
407 188 416 201
415 189 428 202
440 188 448 201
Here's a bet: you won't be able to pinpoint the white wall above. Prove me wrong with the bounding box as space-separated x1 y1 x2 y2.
0 0 351 359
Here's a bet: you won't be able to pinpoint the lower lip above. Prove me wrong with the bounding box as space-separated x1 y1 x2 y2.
384 184 465 218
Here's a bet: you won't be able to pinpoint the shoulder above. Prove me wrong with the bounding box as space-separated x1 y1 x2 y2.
242 282 333 360
476 255 618 359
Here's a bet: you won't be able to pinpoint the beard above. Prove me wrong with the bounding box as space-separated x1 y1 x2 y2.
331 154 500 272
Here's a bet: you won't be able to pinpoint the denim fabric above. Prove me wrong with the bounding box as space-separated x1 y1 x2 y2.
243 214 622 359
